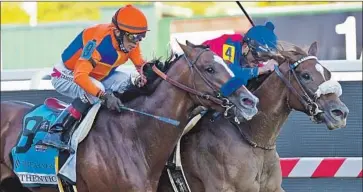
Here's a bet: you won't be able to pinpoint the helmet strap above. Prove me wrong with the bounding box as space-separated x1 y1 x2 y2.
113 29 129 53
112 8 129 53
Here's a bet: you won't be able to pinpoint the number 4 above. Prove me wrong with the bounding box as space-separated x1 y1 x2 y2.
225 47 232 60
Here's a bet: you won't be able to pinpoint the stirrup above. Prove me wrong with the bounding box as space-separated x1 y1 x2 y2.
42 133 75 154
44 141 75 154
48 124 64 133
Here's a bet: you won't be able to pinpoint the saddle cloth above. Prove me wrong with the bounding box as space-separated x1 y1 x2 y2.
10 98 100 188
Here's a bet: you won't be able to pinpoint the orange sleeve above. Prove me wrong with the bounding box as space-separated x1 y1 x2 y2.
129 44 146 72
73 50 103 97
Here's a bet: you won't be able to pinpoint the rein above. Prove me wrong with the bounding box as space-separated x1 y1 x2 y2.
151 49 232 108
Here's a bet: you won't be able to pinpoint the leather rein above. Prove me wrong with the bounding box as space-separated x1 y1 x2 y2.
151 48 232 109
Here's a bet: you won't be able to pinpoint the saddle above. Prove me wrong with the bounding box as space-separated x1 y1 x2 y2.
44 97 69 112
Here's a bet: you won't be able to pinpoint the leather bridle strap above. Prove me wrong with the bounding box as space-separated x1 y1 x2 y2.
152 65 229 106
274 65 310 109
274 56 321 116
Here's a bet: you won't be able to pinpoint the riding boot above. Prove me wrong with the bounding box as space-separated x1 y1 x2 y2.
42 97 92 153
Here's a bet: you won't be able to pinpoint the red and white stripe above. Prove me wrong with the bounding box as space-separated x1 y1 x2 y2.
280 157 362 178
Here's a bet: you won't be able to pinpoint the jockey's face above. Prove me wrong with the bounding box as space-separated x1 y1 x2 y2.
114 29 138 52
242 43 260 67
242 42 275 67
123 34 137 52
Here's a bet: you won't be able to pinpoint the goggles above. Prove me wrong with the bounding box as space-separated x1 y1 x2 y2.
125 32 145 43
244 38 277 60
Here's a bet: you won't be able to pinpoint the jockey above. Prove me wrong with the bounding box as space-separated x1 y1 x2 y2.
202 21 279 86
42 4 149 152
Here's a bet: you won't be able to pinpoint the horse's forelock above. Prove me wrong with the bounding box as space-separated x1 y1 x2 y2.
277 41 308 64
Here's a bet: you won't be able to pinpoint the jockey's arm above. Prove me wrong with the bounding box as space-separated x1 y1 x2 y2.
73 48 103 98
129 44 146 73
228 62 258 86
239 62 271 77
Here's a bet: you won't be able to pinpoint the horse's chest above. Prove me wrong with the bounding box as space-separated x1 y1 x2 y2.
77 138 151 191
258 152 283 192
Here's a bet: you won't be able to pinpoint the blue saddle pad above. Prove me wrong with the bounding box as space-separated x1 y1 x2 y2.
11 104 62 188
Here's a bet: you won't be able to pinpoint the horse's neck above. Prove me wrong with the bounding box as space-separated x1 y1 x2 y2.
125 68 195 166
243 74 292 147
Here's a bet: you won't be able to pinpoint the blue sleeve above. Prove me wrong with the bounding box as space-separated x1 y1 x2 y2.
220 63 258 96
229 63 259 85
238 67 258 78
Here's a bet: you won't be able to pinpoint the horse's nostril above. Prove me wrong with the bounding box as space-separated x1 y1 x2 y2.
242 98 254 107
331 109 344 118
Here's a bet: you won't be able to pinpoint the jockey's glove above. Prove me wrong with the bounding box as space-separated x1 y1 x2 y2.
99 91 124 112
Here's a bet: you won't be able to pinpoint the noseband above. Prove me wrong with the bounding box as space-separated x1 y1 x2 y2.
274 56 323 116
152 48 233 110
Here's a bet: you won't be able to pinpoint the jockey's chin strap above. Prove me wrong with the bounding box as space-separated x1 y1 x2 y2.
151 49 232 108
274 56 323 116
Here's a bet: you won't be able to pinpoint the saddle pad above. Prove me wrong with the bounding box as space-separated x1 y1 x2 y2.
58 102 101 184
11 104 60 187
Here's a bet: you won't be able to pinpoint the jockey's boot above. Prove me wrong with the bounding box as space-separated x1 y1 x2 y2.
42 97 92 153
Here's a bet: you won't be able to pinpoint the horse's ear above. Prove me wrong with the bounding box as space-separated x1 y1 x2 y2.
308 41 318 56
185 40 196 47
177 41 194 57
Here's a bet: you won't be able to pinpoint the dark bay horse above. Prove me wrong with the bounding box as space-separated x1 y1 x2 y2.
157 42 350 192
0 41 259 192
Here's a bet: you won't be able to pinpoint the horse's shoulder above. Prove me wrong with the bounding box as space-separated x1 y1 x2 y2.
1 101 35 112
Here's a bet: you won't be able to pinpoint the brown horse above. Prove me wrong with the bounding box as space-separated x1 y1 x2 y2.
157 42 349 192
0 41 260 192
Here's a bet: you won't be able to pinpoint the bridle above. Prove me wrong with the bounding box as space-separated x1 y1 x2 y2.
234 55 325 151
152 48 234 112
274 55 323 117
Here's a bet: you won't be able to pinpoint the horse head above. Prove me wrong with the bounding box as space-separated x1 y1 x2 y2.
168 40 259 121
272 41 349 130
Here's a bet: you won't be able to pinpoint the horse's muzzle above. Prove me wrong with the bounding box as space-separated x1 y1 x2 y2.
236 92 259 121
313 102 349 130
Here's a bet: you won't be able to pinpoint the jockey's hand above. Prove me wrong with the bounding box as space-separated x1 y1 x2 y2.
258 59 277 75
99 91 123 112
138 73 148 87
135 64 148 88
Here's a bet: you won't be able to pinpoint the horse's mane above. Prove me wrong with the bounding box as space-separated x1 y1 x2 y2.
114 43 210 102
115 51 183 103
246 41 309 91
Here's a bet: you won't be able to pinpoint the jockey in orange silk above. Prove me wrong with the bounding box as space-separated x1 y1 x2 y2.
43 5 149 152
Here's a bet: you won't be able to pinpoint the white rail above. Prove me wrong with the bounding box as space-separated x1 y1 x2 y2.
1 60 362 91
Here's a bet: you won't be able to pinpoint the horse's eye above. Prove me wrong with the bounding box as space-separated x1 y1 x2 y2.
205 67 215 74
301 73 311 80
